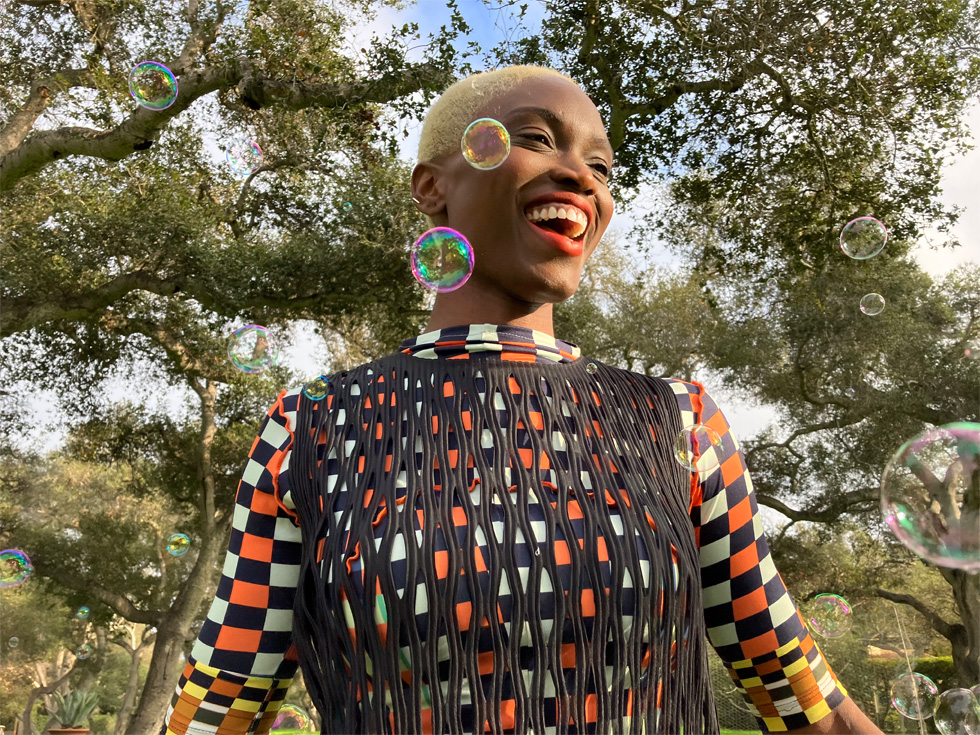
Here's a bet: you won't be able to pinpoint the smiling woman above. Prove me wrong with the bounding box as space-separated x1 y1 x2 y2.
161 65 882 735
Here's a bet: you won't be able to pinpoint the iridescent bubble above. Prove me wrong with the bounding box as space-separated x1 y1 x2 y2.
934 688 980 735
673 424 724 473
302 375 330 401
271 703 312 733
76 606 90 620
890 672 939 720
860 293 886 316
128 61 178 111
0 549 34 589
226 137 263 176
844 387 856 400
410 227 474 292
461 118 511 170
881 422 980 572
342 201 353 212
840 216 888 259
805 593 852 638
586 362 598 375
8 637 18 648
767 278 778 288
166 533 191 557
75 643 92 660
227 325 280 374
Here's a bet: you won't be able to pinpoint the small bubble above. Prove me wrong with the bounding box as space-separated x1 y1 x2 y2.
76 606 90 620
673 425 723 472
227 325 280 374
302 375 330 401
844 387 856 399
0 549 33 589
586 362 598 375
166 533 191 557
461 118 511 170
8 637 19 648
860 293 885 316
840 216 887 259
225 137 263 176
75 643 93 659
128 61 178 111
342 201 353 212
805 593 852 638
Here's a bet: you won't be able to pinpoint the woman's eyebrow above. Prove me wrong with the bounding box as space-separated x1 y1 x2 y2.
507 105 614 158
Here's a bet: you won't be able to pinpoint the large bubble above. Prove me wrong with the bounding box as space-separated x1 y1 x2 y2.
461 118 511 170
673 424 723 473
227 325 280 374
934 688 980 735
411 228 474 292
860 293 886 316
0 549 34 588
128 61 178 111
881 422 980 572
840 216 888 259
804 593 852 638
271 703 313 733
890 672 939 720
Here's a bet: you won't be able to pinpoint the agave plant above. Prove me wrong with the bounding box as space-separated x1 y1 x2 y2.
50 689 99 728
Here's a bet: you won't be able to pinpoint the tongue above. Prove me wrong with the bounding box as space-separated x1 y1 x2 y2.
533 219 569 236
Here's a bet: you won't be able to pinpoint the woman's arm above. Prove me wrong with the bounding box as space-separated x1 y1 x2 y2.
784 695 884 734
162 389 305 735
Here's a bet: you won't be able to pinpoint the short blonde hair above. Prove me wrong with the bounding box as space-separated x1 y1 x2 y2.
416 65 583 228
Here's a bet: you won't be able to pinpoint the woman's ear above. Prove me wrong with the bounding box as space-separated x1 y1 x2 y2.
411 161 447 221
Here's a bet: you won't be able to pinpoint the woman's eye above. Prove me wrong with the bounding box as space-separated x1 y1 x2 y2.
591 163 610 176
523 133 550 144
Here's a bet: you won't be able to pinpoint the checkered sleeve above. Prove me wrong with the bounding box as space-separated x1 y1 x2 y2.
162 389 305 735
666 379 849 733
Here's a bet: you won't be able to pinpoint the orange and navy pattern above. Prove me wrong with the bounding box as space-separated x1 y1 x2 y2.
162 323 847 735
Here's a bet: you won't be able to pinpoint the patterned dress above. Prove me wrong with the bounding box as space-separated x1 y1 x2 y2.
162 324 848 735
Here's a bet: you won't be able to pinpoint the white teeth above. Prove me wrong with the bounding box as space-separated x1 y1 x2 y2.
524 203 589 239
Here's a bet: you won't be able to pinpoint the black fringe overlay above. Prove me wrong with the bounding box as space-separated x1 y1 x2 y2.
289 352 719 734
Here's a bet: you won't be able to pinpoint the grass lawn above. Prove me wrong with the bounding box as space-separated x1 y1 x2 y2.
720 730 763 735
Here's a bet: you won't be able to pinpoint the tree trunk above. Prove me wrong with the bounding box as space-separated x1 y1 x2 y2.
112 628 154 735
126 378 227 735
940 566 980 686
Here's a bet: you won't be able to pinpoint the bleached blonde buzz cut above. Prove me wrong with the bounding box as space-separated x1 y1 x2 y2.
416 65 584 228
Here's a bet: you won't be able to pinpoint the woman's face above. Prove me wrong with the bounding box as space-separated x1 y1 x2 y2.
412 75 615 309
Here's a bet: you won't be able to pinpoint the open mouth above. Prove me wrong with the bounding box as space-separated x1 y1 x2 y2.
523 204 589 241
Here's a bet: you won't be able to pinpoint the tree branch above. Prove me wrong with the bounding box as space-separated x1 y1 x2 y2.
40 564 164 625
873 588 956 640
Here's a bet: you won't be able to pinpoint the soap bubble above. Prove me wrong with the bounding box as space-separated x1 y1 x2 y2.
76 606 90 620
461 118 511 170
881 422 980 572
805 593 852 638
166 533 191 557
860 293 886 316
934 688 980 735
411 227 474 292
75 644 92 660
271 703 313 733
0 549 34 588
673 424 724 473
227 325 280 374
844 387 856 400
766 278 778 288
840 216 888 259
342 201 353 212
890 672 938 720
302 375 330 401
8 637 18 648
128 61 178 111
226 137 263 176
